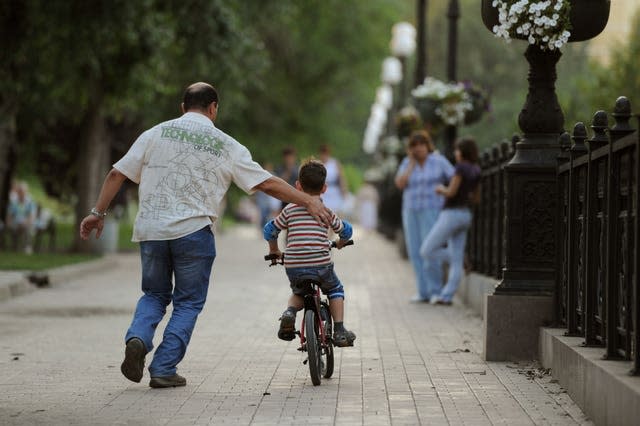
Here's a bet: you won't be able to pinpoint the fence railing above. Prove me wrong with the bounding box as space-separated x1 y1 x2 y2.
557 97 639 373
468 137 515 278
469 96 640 374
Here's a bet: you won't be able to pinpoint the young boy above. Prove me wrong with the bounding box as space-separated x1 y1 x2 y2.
263 159 356 347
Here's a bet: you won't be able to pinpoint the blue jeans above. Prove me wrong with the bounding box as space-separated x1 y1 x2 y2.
125 226 216 377
285 264 344 300
419 208 472 302
402 207 443 300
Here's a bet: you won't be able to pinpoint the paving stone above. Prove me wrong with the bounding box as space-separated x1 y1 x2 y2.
0 226 592 425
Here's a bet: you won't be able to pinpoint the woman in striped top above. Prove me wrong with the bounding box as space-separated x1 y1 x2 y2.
263 159 356 347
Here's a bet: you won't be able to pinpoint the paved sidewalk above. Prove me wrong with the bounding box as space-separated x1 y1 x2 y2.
0 226 591 425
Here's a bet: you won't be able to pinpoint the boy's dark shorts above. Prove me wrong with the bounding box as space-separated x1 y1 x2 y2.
285 264 345 300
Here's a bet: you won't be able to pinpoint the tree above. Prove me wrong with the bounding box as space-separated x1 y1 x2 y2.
227 0 408 163
583 10 640 119
15 0 269 251
17 0 171 250
7 0 411 250
0 0 33 221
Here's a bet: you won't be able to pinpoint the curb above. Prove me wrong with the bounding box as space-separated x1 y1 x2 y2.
0 272 31 302
0 255 120 303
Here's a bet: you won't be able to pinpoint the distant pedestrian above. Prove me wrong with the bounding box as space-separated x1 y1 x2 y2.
318 144 349 214
355 173 380 231
80 82 332 388
395 131 454 303
6 182 36 254
34 203 56 253
274 146 299 211
420 137 481 305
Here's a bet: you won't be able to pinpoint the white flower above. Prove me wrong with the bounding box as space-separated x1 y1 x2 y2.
492 0 571 51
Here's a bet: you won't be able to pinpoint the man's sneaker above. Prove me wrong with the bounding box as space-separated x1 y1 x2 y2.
333 329 356 347
149 374 187 388
278 310 296 341
120 338 146 383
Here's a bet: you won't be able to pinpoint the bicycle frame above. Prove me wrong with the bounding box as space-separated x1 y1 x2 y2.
299 284 328 349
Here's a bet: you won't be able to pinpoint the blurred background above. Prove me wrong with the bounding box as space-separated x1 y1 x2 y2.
0 0 638 265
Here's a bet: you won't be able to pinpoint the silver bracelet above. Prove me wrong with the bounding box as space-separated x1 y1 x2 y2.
90 207 107 219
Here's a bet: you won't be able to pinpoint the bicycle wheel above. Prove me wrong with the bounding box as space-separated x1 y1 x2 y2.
305 309 322 386
320 302 334 378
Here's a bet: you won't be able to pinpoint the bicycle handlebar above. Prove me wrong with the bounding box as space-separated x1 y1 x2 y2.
331 239 354 248
264 240 354 264
264 253 281 261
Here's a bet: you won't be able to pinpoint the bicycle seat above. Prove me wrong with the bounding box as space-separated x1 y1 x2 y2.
292 275 320 295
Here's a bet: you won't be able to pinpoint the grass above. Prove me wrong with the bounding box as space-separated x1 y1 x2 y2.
1 212 237 271
0 253 100 271
0 221 138 271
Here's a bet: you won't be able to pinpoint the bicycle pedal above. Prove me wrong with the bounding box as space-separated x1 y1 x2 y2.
297 346 304 352
295 330 301 336
303 358 308 365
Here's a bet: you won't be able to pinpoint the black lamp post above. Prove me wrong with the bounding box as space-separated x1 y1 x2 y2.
414 0 428 87
479 1 611 295
444 0 460 161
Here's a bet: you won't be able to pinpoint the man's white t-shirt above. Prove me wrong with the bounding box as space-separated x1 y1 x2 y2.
114 112 272 242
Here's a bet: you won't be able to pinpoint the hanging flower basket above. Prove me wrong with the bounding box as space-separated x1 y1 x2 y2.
411 77 489 128
481 0 610 50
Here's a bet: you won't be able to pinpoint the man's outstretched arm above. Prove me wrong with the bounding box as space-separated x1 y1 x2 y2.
253 176 332 226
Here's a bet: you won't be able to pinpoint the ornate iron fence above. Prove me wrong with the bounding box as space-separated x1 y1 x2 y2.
469 96 639 374
468 137 514 278
557 97 639 373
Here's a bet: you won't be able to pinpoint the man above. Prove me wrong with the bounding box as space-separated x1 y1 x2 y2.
80 82 331 388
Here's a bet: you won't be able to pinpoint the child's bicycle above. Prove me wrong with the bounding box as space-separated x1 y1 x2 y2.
264 239 353 386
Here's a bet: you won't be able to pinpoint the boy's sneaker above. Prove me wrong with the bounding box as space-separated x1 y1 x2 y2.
278 310 296 341
333 329 356 347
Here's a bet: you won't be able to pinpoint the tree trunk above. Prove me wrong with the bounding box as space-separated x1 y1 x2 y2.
0 100 17 223
73 99 110 252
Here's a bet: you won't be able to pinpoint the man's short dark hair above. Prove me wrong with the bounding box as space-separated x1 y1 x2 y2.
298 159 326 194
183 82 218 111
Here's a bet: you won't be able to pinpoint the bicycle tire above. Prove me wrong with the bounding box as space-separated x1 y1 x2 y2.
305 309 322 386
320 302 334 378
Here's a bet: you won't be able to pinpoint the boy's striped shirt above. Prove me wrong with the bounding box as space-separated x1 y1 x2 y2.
273 203 344 268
